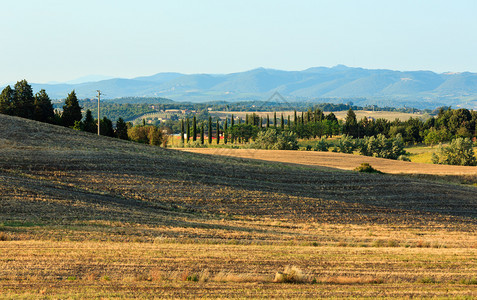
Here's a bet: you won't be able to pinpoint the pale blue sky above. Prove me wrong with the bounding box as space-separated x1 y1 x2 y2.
1 0 476 84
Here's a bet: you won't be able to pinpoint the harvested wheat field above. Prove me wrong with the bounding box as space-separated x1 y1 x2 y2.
0 114 476 298
182 148 477 175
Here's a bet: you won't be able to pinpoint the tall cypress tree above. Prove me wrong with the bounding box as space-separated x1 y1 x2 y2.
186 117 190 142
287 115 291 130
281 114 284 130
13 80 35 119
33 89 54 123
294 110 297 128
245 113 249 125
259 116 263 129
273 112 277 128
0 85 14 115
266 115 270 128
200 123 204 144
193 115 197 141
208 116 212 144
301 111 304 125
224 118 228 144
181 119 185 144
230 115 234 143
216 119 220 144
62 90 82 127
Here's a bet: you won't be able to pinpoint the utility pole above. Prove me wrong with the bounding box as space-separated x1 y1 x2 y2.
96 90 101 135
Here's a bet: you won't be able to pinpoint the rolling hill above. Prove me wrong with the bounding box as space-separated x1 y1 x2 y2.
1 114 477 298
11 65 477 109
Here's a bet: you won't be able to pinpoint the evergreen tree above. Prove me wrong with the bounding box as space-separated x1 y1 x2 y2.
266 115 270 128
343 108 359 138
281 114 284 130
100 117 115 137
231 115 235 143
13 80 35 119
186 117 190 142
192 115 197 141
83 109 97 133
273 112 277 128
301 111 304 125
115 117 128 140
245 113 249 125
224 118 228 144
33 89 54 123
216 119 220 144
287 115 291 130
259 116 263 129
0 85 14 115
294 110 297 128
200 123 205 144
208 116 213 144
181 119 185 144
62 90 82 127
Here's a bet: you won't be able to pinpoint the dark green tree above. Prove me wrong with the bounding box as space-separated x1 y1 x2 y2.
208 116 212 144
224 118 228 144
0 85 14 115
231 114 235 143
186 117 190 142
216 119 220 144
200 123 205 144
100 117 115 137
115 117 128 140
33 89 54 123
273 112 277 128
193 115 197 141
13 80 35 119
294 110 297 128
281 114 284 130
62 90 82 127
287 115 291 130
83 109 97 133
266 115 270 128
343 108 359 138
181 119 185 144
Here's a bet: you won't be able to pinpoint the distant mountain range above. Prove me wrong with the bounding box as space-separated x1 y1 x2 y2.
13 65 477 109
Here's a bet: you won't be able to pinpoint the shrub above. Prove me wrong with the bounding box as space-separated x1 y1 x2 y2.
314 137 330 152
0 232 11 241
335 135 356 154
354 163 382 174
274 266 306 283
431 138 477 166
127 125 164 146
252 129 299 150
359 134 407 160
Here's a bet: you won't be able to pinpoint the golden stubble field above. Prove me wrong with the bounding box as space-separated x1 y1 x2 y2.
181 148 477 175
0 114 476 298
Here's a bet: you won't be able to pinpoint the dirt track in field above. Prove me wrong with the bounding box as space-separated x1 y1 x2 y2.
181 148 477 175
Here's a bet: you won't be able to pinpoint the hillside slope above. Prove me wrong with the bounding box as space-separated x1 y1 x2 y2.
0 114 476 242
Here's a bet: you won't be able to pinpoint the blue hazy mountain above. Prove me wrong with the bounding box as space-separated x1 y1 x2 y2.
24 65 477 108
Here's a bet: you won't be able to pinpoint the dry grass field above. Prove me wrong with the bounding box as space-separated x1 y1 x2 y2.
182 148 477 176
0 114 476 298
